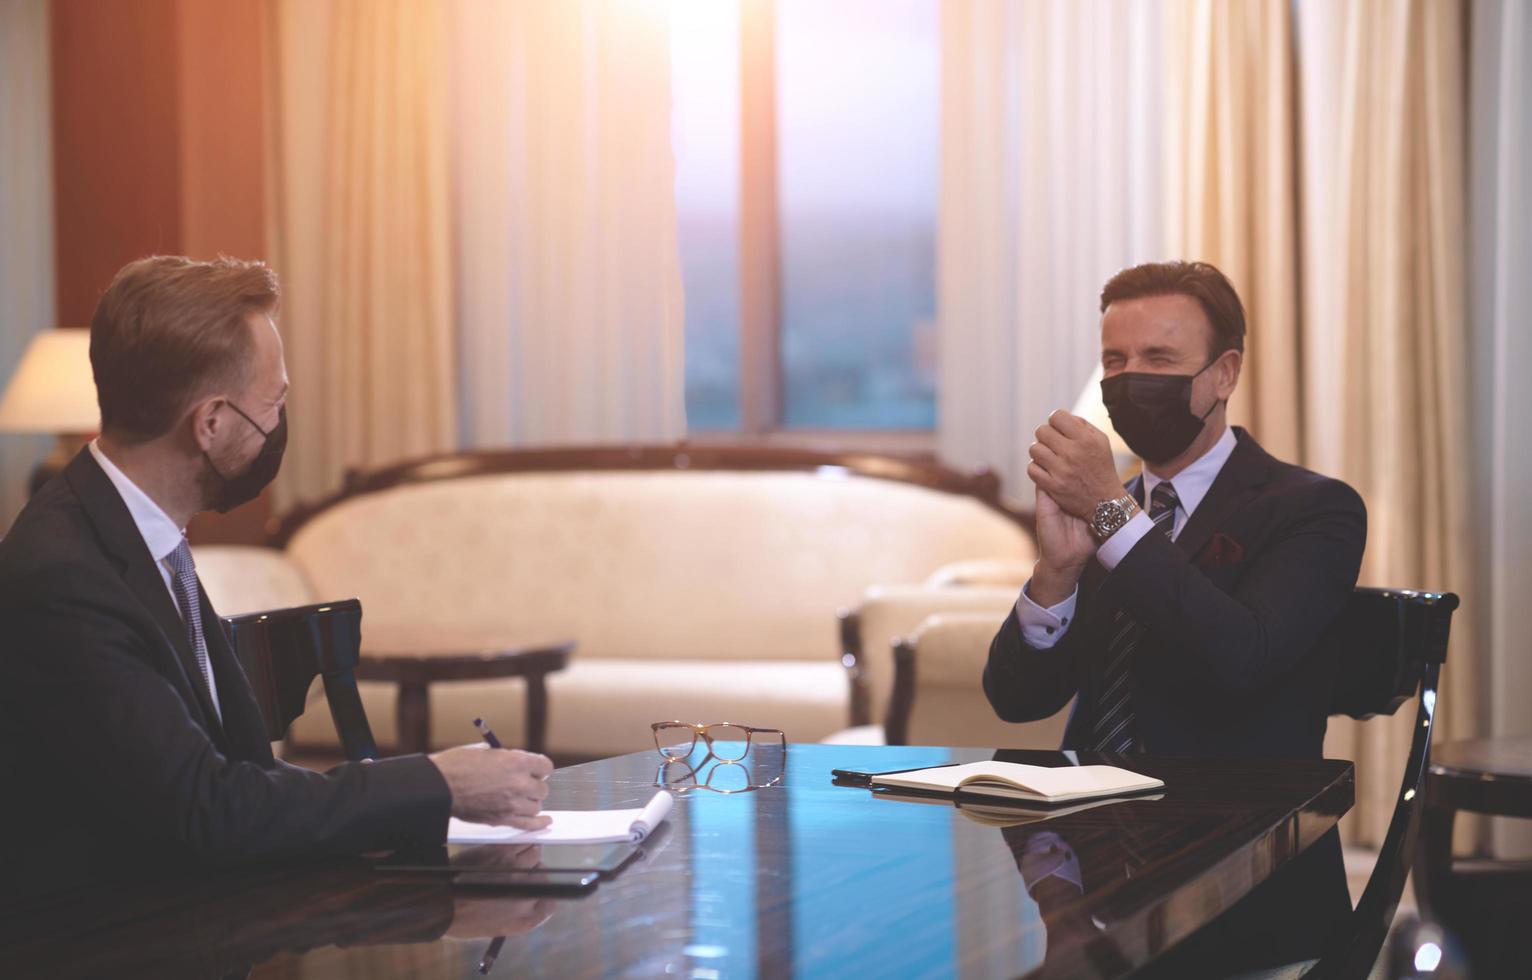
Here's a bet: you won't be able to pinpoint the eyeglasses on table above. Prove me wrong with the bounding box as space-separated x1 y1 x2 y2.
650 721 786 762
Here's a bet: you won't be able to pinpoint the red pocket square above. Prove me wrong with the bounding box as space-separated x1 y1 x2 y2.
1202 532 1246 568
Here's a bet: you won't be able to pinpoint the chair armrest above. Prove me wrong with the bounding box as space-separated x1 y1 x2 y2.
841 585 1018 729
886 612 1012 743
887 610 1071 749
922 558 1033 589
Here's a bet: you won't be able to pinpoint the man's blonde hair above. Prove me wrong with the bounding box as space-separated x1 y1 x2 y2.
90 255 279 442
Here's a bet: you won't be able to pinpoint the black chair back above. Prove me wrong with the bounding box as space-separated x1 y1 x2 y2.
1326 587 1457 720
222 598 379 762
1306 587 1460 979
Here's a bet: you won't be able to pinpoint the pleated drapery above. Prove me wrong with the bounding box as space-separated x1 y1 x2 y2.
265 0 458 506
449 0 686 449
1163 0 1302 463
1466 0 1531 859
938 0 1167 509
265 0 685 506
1297 0 1478 852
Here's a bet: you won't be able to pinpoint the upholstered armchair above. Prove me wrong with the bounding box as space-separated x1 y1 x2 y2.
834 557 1070 749
887 612 1070 748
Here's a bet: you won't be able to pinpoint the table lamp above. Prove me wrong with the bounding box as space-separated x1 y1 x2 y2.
1070 363 1139 479
0 329 99 495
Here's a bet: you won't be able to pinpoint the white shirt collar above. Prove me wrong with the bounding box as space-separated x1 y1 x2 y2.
88 440 187 564
1141 424 1237 520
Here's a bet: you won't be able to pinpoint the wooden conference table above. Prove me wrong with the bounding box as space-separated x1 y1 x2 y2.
0 744 1353 979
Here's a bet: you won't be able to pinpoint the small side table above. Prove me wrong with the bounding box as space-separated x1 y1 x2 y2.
354 641 573 756
1414 736 1532 975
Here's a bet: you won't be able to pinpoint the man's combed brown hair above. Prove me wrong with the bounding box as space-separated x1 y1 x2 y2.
90 255 279 442
1099 260 1246 358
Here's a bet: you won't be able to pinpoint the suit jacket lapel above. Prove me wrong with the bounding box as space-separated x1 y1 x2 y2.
63 449 229 745
1173 427 1272 560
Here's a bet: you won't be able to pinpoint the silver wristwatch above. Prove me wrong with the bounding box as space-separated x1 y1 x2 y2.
1088 492 1140 543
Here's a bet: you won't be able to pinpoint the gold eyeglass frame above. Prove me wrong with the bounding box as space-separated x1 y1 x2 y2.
650 721 786 762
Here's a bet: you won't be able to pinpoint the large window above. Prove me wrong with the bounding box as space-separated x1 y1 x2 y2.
672 0 938 436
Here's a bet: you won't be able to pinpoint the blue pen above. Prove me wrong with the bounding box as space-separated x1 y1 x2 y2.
478 935 506 974
473 717 503 749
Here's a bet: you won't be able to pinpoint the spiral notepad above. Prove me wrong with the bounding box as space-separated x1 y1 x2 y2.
447 790 674 845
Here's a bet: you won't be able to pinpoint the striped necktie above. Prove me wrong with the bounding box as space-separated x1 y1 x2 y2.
166 537 222 724
1091 481 1179 753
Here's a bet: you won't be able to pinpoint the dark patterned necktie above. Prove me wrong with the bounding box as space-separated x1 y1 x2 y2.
1091 481 1179 752
166 537 222 724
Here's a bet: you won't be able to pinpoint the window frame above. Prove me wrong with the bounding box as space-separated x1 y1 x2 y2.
708 0 935 453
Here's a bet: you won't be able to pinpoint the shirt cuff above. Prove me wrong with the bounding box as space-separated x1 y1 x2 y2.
1016 581 1078 650
1095 510 1155 570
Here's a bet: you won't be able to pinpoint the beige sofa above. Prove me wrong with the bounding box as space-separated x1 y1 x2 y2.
194 446 1035 759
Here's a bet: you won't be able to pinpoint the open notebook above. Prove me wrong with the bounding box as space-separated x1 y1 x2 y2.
870 762 1163 805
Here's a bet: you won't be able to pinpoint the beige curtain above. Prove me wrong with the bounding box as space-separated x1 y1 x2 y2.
449 0 686 448
1158 0 1477 848
1324 0 1477 851
938 0 1168 507
1297 0 1477 849
265 0 457 506
1163 0 1302 462
0 0 55 531
1470 0 1532 861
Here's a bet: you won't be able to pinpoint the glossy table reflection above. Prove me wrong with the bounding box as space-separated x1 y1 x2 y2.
0 745 1352 979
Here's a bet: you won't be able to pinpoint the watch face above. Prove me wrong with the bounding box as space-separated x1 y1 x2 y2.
1091 501 1127 537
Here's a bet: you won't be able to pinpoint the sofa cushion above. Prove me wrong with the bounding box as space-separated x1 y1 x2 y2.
285 658 850 758
193 545 317 616
284 470 1032 664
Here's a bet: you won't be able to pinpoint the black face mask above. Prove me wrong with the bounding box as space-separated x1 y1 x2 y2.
1100 359 1220 464
205 403 287 513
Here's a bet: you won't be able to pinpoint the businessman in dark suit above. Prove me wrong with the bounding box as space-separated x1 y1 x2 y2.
0 256 551 899
984 260 1366 969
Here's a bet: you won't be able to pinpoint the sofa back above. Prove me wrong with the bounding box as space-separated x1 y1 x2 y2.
275 447 1034 663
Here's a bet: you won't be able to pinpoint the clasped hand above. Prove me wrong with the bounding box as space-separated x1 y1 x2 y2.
1026 411 1122 604
1026 410 1123 518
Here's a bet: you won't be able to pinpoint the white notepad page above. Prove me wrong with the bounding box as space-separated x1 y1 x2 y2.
448 790 674 845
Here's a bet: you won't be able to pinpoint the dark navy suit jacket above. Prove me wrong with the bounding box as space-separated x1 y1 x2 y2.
0 449 450 899
984 427 1367 965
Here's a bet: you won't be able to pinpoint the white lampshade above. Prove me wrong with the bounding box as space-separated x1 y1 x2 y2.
0 329 99 434
1070 363 1138 477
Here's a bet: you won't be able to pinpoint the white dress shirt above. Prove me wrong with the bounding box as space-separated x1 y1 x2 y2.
1017 425 1238 649
88 440 222 715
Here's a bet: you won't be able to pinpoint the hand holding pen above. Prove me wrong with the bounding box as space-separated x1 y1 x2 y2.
424 718 553 829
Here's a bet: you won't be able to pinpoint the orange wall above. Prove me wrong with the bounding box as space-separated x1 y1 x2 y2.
51 0 184 328
50 0 274 545
176 0 267 263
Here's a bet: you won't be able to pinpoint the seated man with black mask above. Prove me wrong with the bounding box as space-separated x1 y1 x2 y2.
0 256 552 897
984 260 1366 967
